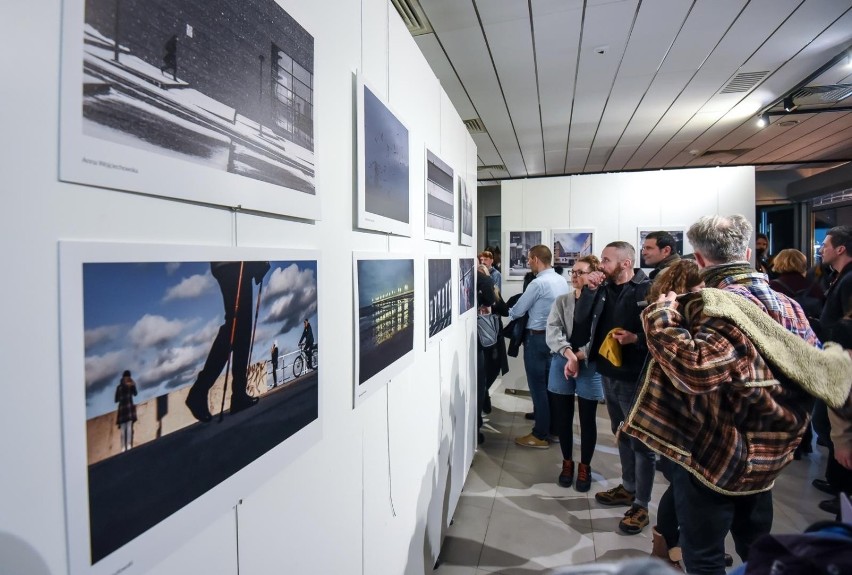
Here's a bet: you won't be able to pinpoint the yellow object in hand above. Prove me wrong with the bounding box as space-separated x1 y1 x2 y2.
599 328 623 367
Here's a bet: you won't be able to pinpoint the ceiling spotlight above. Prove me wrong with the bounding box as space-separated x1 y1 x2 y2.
783 96 796 112
757 112 769 128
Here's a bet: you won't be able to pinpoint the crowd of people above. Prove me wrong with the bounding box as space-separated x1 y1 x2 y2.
474 219 852 574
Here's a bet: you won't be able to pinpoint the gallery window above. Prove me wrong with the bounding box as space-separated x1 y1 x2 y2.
272 44 314 149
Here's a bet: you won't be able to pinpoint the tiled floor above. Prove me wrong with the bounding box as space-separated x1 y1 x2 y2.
437 378 834 574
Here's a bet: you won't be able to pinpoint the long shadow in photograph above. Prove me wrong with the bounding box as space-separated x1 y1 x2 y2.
87 373 317 563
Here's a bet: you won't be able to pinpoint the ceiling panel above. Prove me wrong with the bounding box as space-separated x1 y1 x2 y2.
587 0 693 171
413 34 477 121
628 0 806 169
480 2 545 174
402 0 852 183
566 0 639 172
427 10 526 177
532 2 583 174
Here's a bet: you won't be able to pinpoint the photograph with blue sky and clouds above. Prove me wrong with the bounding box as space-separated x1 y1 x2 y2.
83 259 318 419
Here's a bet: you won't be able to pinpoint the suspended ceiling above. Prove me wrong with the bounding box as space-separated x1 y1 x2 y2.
399 0 852 182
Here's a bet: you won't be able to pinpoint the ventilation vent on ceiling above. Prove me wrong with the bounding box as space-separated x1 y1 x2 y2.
391 0 433 36
694 149 752 162
464 118 486 133
790 84 852 105
478 164 506 172
720 71 770 94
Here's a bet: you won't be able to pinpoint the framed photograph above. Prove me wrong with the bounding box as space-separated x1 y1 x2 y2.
424 148 455 243
59 242 321 575
551 229 595 270
505 230 545 279
59 0 319 220
458 258 476 316
459 177 474 246
636 227 687 269
426 258 453 347
356 75 411 236
353 253 416 406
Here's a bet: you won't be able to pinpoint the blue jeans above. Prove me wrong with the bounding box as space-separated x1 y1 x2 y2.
601 375 655 507
523 332 552 439
548 355 604 400
672 465 773 575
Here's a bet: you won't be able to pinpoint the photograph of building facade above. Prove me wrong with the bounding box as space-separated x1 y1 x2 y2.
78 0 314 193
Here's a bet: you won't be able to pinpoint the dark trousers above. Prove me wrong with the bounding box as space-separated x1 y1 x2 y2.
656 458 679 549
477 345 487 430
814 400 852 491
192 263 254 401
672 465 773 575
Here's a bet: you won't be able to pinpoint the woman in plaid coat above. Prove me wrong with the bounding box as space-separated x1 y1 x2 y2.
115 370 138 452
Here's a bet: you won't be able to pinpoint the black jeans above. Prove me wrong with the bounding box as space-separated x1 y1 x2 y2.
671 465 772 575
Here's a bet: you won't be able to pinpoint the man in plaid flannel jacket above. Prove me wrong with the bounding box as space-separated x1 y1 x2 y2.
624 214 852 575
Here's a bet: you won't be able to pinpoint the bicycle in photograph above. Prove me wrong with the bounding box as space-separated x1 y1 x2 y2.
292 343 318 378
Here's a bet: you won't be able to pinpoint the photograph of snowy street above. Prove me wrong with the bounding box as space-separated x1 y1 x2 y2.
62 0 316 216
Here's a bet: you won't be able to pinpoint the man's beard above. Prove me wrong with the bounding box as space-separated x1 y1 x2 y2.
605 265 622 283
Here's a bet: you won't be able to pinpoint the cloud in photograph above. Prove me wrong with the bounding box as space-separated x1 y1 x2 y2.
184 317 222 346
128 314 187 348
264 264 317 334
84 324 122 349
85 349 132 395
165 262 181 275
163 273 215 302
143 343 208 389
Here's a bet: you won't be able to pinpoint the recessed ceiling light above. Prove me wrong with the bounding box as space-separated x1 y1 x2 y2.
778 120 799 127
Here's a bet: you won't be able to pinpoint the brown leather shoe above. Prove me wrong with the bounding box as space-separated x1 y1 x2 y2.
650 526 683 571
515 433 549 449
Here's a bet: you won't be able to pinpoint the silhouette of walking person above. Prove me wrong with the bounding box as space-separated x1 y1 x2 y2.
270 341 279 387
185 261 270 422
161 34 178 81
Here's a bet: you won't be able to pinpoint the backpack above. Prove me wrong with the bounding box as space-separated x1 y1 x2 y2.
774 277 823 319
477 313 501 348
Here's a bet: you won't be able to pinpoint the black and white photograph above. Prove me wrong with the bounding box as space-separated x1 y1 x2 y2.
551 229 594 269
424 149 455 243
353 254 415 405
458 258 476 316
505 230 544 279
357 76 411 236
426 258 453 346
59 243 321 575
637 227 687 269
59 0 319 220
459 178 474 246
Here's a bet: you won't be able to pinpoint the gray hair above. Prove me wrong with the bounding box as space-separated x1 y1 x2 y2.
687 215 752 263
605 241 636 265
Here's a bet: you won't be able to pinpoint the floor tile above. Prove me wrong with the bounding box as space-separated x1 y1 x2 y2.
443 376 836 573
478 508 596 573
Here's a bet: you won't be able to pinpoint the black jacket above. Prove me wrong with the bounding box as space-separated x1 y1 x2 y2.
573 269 651 382
818 261 852 342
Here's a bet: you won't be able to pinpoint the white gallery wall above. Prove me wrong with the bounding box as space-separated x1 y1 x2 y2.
0 1 477 575
498 167 756 391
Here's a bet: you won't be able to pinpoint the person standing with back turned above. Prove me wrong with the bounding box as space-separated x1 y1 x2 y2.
508 245 570 449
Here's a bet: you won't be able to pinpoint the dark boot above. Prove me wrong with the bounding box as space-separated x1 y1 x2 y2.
558 459 574 488
575 462 592 492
